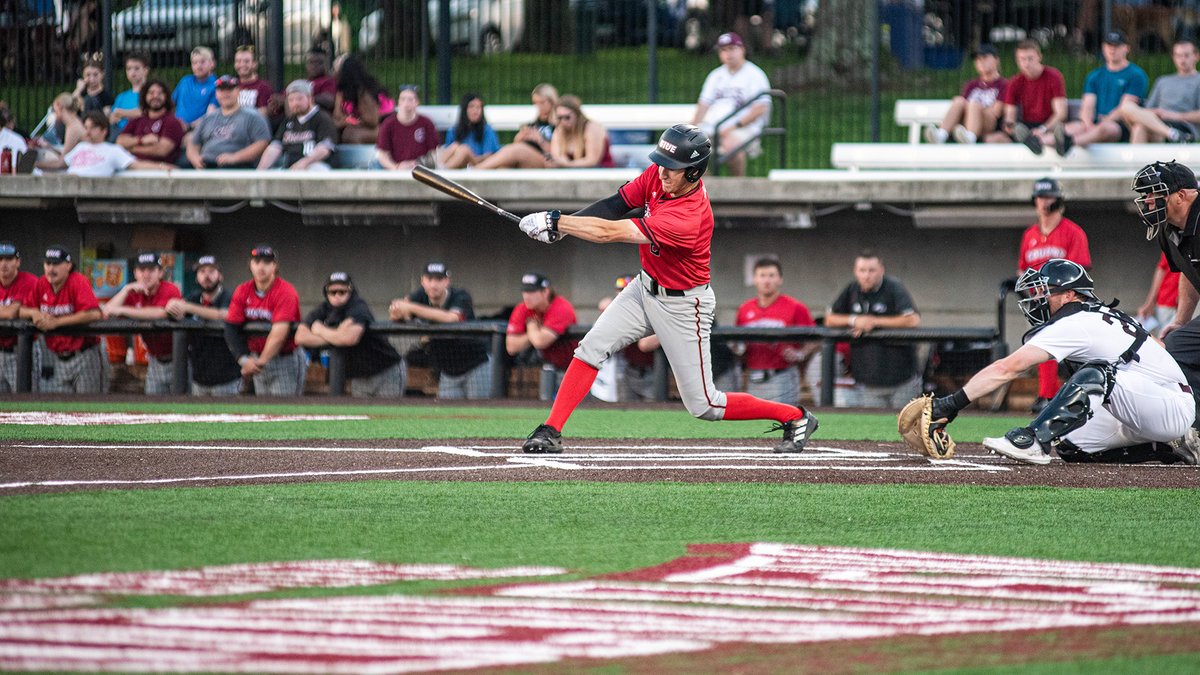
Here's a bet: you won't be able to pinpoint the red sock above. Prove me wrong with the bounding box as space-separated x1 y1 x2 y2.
1038 360 1059 398
723 392 803 423
545 358 599 431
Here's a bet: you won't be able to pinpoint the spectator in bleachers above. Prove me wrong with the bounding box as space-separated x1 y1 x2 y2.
1136 253 1180 337
164 256 243 396
691 32 771 177
20 245 105 394
109 51 150 136
374 85 439 171
295 271 405 398
256 80 337 171
38 111 174 175
332 55 394 145
233 45 275 117
924 44 1006 145
987 40 1067 155
186 75 272 170
506 272 578 399
173 47 217 130
474 83 558 169
734 258 817 406
0 105 27 159
545 94 613 168
388 261 492 399
101 252 183 394
437 93 500 169
1120 39 1200 144
1051 30 1148 156
36 93 85 156
306 49 337 113
224 244 304 397
117 78 186 166
73 56 113 116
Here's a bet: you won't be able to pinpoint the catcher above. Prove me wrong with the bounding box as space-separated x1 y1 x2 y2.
899 258 1198 465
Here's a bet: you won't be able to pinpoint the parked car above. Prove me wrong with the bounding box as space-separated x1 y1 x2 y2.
359 0 521 55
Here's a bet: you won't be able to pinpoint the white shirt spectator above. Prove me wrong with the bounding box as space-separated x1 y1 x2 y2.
64 141 136 177
0 127 27 154
697 61 771 135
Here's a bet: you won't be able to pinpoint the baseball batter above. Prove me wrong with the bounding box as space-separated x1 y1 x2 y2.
925 259 1197 465
516 123 817 454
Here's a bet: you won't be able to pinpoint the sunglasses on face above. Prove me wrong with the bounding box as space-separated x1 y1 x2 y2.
327 288 350 297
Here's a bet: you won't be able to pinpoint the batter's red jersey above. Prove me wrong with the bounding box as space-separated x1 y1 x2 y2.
619 166 713 289
119 281 182 359
1156 253 1181 308
507 294 579 370
1018 217 1091 273
735 294 814 370
226 277 301 355
26 272 100 354
0 271 38 349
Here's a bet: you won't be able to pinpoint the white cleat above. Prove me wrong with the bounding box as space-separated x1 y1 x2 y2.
983 434 1052 465
1166 428 1200 465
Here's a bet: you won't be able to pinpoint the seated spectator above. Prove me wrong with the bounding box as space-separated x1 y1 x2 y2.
100 252 183 394
295 271 405 398
117 78 186 165
474 83 558 169
173 46 217 130
36 93 85 155
38 111 173 175
73 56 114 116
256 80 337 171
110 51 150 136
164 255 242 396
186 75 271 170
0 105 28 162
1120 39 1200 144
233 45 275 118
332 55 394 145
306 49 337 113
924 44 1006 145
734 258 817 406
437 93 500 169
691 32 770 176
389 261 492 399
545 95 613 168
224 244 303 397
1051 30 1147 156
19 246 105 394
986 39 1068 154
374 85 439 170
0 242 38 392
506 272 578 400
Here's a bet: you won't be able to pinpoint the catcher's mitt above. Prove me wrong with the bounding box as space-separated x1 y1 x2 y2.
897 393 957 459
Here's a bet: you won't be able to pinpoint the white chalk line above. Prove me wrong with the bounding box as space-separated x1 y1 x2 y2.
12 443 488 457
0 465 521 490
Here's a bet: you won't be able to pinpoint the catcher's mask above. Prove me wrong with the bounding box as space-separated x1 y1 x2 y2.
1132 161 1198 239
649 123 711 183
1031 176 1064 212
1016 259 1097 327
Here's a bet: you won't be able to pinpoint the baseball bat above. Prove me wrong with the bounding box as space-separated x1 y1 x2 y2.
412 165 521 223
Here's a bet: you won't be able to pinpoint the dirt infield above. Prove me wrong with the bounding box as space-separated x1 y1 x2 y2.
2 438 1196 495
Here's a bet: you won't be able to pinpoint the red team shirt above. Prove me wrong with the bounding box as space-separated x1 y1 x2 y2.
619 166 714 290
1018 217 1091 272
1003 66 1067 126
507 295 579 370
226 277 301 355
1156 253 1181 308
0 271 38 349
26 272 101 354
118 281 182 359
735 294 815 370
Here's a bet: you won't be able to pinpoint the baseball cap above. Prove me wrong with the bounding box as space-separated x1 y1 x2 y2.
1103 30 1127 46
215 74 239 89
614 274 636 290
192 255 220 271
423 261 449 278
285 79 312 96
44 245 72 264
326 271 352 286
716 32 744 49
521 272 550 291
250 244 276 260
133 252 161 268
1157 162 1199 193
0 241 18 258
972 43 998 58
1032 177 1062 198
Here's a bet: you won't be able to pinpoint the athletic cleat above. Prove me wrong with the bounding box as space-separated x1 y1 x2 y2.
984 427 1052 465
1012 123 1043 154
522 424 563 454
924 124 949 144
1053 123 1073 156
1166 428 1200 465
770 410 819 453
952 125 977 144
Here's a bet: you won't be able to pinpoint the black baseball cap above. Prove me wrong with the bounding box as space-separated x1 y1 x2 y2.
326 271 353 286
1158 162 1199 193
192 255 220 271
973 44 998 58
0 241 18 258
250 244 276 260
44 245 72 264
423 261 449 278
1032 177 1062 198
133 252 161 268
215 74 240 88
521 272 550 291
1103 30 1127 46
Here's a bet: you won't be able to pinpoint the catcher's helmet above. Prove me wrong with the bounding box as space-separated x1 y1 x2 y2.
1131 161 1198 239
1031 177 1064 211
1016 259 1096 327
648 124 711 183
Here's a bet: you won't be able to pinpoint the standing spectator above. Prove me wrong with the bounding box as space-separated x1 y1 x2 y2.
73 57 114 116
1017 177 1091 412
506 272 578 399
0 242 38 393
388 261 492 399
986 40 1068 155
545 95 613 168
375 85 439 170
1137 253 1181 336
172 47 217 130
164 256 242 396
332 55 394 145
256 80 337 171
690 32 771 177
100 252 182 394
38 112 173 175
1120 39 1200 144
186 75 272 169
294 271 405 398
924 44 1007 145
306 49 337 113
117 78 186 165
233 45 275 117
224 245 303 397
20 246 105 394
109 52 150 135
734 258 817 406
1052 30 1148 156
475 83 558 169
437 93 500 169
825 250 922 409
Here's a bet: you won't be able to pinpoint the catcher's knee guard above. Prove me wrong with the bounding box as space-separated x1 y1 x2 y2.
1029 362 1114 446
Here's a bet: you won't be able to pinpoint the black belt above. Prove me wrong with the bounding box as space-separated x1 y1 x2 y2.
645 274 707 298
751 368 791 375
54 344 97 361
0 346 13 353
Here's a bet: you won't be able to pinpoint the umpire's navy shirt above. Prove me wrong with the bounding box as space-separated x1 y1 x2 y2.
1159 198 1200 273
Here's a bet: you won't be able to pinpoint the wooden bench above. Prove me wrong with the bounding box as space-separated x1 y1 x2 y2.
895 98 1082 145
830 142 1200 171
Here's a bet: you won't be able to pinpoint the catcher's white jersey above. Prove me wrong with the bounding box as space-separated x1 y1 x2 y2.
1028 304 1186 385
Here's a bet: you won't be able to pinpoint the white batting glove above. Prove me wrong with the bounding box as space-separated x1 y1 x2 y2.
519 210 560 243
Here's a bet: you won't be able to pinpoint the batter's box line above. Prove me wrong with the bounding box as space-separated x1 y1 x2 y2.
502 460 1010 472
